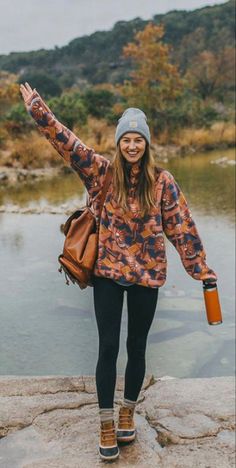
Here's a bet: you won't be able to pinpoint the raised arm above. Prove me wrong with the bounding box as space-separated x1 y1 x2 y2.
20 82 110 198
161 171 217 283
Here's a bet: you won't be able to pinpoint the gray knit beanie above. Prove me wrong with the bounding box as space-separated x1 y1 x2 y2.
115 108 151 145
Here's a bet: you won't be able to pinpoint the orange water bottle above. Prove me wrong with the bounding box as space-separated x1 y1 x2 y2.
203 282 223 325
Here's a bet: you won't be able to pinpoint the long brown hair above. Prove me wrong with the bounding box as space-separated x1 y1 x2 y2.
112 144 160 215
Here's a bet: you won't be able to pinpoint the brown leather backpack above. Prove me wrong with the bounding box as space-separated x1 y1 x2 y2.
58 166 112 289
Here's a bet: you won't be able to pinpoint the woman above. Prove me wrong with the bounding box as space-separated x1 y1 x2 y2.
20 82 217 461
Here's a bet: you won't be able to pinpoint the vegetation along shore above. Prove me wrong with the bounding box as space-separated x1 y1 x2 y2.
0 0 235 171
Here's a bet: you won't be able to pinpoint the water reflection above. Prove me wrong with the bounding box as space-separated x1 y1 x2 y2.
0 170 84 207
0 149 235 220
166 149 235 219
0 149 235 377
1 231 24 250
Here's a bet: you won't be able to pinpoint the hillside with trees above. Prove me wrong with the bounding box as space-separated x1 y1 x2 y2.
0 0 234 89
0 0 235 169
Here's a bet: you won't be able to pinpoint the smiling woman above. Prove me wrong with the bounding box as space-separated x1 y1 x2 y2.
119 134 146 163
20 81 217 462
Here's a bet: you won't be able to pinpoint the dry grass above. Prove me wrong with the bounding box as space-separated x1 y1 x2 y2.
0 119 235 169
0 131 63 168
75 117 116 156
156 128 170 145
171 122 236 150
0 118 116 169
0 127 8 149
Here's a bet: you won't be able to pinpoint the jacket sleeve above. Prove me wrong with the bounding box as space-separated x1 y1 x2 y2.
27 91 109 199
161 171 217 282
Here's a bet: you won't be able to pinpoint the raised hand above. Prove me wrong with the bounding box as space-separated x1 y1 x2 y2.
20 82 53 115
20 82 37 110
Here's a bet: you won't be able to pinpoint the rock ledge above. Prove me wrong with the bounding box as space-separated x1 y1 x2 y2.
0 375 235 467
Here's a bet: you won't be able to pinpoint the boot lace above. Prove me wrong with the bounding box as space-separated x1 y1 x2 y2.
101 424 116 443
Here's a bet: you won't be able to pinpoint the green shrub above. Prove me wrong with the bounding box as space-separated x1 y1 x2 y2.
18 72 62 98
4 103 34 135
82 88 116 119
48 93 88 129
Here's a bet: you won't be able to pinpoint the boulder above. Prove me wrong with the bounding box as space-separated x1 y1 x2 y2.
0 375 234 467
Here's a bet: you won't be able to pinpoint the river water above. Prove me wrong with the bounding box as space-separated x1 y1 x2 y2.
0 149 235 378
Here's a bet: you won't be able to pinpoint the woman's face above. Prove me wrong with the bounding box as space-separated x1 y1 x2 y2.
119 133 146 164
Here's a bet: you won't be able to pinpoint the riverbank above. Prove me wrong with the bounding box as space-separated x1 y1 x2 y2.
0 147 235 215
0 144 235 188
0 120 235 173
0 375 234 467
0 143 180 184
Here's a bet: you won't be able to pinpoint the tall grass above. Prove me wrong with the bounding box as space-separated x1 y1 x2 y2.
0 120 235 169
0 132 62 168
75 117 116 156
171 122 236 151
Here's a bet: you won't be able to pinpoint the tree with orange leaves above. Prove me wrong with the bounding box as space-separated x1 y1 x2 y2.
0 72 20 117
120 23 183 131
185 47 235 101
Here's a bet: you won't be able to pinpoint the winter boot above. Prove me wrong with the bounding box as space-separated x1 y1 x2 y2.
99 420 119 461
116 406 136 443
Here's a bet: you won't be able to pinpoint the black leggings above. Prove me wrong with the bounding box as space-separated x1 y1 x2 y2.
93 276 158 408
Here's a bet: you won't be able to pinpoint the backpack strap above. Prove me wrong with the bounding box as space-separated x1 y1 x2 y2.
98 164 112 218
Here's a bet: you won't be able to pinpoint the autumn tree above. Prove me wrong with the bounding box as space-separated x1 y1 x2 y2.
119 23 183 132
0 72 20 117
186 47 235 101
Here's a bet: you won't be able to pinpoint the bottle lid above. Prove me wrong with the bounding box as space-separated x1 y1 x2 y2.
203 282 217 290
209 320 222 325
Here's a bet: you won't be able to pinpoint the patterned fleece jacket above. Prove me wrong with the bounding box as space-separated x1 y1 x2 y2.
28 91 217 288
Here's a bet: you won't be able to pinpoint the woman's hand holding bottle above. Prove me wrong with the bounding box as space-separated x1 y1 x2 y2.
203 281 223 325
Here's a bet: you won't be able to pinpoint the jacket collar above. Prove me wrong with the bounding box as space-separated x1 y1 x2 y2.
125 161 142 180
125 161 142 197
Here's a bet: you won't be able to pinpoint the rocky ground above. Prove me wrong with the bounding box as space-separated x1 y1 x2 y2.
0 375 235 468
0 166 62 186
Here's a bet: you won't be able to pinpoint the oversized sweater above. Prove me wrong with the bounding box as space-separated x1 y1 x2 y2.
28 92 217 288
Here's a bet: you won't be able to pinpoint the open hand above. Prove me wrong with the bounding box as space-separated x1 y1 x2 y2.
20 82 37 110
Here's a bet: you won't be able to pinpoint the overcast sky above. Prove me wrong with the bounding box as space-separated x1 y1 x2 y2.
0 0 227 55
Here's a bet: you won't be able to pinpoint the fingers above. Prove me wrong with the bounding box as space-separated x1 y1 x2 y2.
19 82 33 96
25 82 33 93
19 84 27 96
19 86 28 102
20 82 37 105
20 83 29 96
